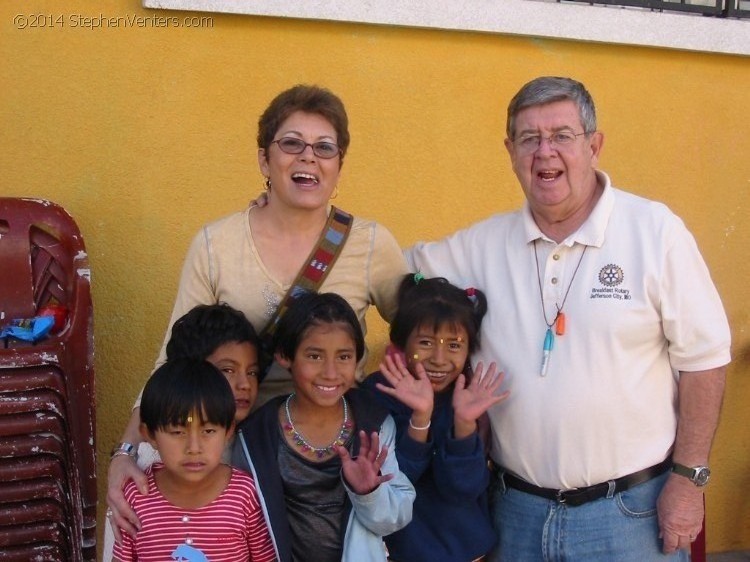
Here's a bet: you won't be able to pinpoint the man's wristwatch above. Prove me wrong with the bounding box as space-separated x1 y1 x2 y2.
110 442 138 461
672 463 711 487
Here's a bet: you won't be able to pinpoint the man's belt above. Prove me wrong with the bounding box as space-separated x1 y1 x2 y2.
500 457 672 507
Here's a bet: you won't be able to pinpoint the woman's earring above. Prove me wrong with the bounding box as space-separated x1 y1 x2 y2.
264 177 272 191
330 186 339 199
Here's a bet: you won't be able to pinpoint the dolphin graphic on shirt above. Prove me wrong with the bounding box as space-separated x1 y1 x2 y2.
171 542 209 562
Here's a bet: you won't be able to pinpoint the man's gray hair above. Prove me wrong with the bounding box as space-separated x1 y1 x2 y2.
506 77 597 139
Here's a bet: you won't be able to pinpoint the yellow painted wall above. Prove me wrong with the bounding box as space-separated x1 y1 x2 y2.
1 0 748 554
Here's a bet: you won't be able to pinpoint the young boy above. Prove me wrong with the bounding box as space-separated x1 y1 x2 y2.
103 303 266 560
166 303 263 426
112 358 276 561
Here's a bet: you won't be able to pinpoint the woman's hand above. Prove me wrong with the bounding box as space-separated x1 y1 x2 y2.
452 362 509 439
376 354 434 421
249 191 269 208
336 431 394 495
106 455 147 542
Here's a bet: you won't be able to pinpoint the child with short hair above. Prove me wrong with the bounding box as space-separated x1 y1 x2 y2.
232 292 415 562
166 303 263 424
104 303 266 561
112 358 276 561
361 274 509 562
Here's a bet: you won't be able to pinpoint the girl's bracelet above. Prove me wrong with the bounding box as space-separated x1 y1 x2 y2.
408 418 431 431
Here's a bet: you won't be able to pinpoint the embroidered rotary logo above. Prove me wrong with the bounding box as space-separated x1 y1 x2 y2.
599 264 624 287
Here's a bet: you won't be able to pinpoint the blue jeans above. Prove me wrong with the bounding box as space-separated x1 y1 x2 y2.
488 471 690 562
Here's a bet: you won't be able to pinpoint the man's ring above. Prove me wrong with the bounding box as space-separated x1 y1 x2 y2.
106 508 113 518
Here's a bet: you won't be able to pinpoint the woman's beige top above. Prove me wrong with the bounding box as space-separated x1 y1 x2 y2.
149 205 408 406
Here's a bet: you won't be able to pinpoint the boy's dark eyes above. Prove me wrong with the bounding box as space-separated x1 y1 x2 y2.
219 367 260 379
164 426 221 435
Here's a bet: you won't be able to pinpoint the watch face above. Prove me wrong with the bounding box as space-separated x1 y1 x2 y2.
694 467 711 486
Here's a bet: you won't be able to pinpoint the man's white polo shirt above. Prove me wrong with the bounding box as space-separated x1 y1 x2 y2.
407 171 730 489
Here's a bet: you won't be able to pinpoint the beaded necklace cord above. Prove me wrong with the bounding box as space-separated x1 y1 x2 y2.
533 240 588 376
283 393 353 459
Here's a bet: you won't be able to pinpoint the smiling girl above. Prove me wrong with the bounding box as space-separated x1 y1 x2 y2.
362 274 509 562
232 292 415 562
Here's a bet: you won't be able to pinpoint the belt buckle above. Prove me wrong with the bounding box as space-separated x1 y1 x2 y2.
555 489 567 504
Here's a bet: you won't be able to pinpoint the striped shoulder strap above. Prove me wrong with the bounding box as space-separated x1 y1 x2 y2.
260 206 354 344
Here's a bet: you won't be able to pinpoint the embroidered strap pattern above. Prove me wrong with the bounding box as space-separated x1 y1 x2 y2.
261 206 353 344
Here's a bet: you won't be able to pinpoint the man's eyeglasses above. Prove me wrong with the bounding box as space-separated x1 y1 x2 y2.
270 137 341 159
513 131 590 154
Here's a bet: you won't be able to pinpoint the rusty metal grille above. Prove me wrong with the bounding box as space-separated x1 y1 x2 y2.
556 0 750 18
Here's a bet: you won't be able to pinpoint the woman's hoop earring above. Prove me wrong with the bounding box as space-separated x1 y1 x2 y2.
330 186 339 199
264 177 272 191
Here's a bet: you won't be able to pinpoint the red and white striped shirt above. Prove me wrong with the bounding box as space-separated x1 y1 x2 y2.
113 464 275 562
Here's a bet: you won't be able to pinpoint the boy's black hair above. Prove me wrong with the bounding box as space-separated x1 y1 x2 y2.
141 358 236 433
272 292 365 362
389 274 488 355
165 303 263 369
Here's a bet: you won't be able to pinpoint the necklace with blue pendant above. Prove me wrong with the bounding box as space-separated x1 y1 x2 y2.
534 240 588 376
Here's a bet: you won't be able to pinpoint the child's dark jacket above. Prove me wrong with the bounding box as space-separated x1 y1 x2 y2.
361 372 497 562
231 388 415 562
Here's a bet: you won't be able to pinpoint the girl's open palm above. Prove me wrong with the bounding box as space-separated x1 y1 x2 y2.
452 362 509 425
376 354 434 416
336 431 394 495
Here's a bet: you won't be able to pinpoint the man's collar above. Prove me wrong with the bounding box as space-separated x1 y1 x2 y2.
523 170 614 247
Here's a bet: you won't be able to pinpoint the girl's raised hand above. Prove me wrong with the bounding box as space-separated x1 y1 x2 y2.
376 353 434 417
336 431 394 495
452 362 509 439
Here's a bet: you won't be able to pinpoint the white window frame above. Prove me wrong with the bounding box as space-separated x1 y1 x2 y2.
143 0 749 57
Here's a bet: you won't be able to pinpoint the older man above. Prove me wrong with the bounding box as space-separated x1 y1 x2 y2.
407 76 730 560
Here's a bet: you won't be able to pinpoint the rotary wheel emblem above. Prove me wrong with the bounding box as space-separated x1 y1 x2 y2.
599 264 624 287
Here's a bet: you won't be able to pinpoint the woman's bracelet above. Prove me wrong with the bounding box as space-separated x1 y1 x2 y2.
110 442 138 461
408 418 431 431
111 450 138 461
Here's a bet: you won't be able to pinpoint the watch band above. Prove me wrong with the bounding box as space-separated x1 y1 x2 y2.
672 463 710 486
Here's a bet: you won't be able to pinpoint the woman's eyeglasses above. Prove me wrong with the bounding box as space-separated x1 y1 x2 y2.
270 137 341 159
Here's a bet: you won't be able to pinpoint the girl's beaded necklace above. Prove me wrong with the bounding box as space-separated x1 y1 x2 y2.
534 239 588 377
283 393 353 459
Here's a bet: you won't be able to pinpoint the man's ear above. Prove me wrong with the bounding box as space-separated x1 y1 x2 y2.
588 130 605 168
504 137 520 172
275 351 292 369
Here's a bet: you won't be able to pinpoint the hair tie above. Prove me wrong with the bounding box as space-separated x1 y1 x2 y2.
466 287 477 303
413 272 425 285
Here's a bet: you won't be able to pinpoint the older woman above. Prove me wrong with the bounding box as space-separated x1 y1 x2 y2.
105 85 408 548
